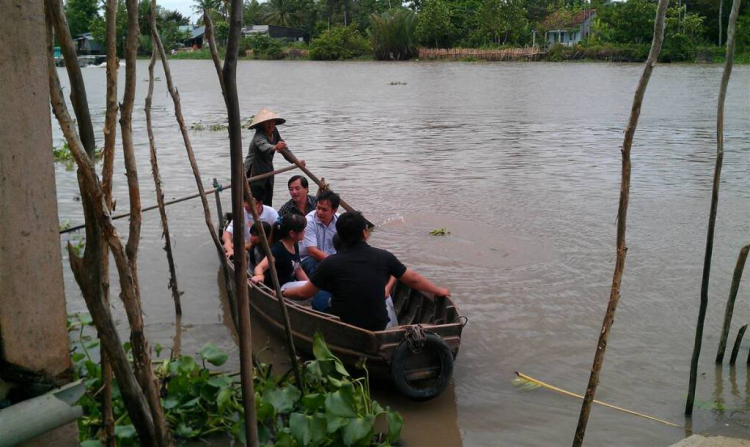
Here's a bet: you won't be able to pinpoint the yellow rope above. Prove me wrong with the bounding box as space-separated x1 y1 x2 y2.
515 371 689 430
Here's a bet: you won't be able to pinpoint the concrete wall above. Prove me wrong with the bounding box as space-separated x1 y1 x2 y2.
0 0 71 381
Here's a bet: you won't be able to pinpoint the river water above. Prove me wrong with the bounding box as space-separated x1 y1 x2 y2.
54 60 749 446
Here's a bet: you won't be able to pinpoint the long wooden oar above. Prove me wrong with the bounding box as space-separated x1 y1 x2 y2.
59 164 299 234
515 372 687 430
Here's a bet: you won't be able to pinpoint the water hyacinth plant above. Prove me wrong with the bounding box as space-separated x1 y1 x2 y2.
69 314 403 446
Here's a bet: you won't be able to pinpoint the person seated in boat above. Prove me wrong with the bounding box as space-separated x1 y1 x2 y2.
282 211 451 332
248 221 272 272
222 191 278 258
250 214 331 310
278 175 318 218
244 107 304 207
299 190 340 276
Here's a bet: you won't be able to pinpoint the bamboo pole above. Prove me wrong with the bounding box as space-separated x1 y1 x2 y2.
729 324 747 365
100 0 118 444
147 2 182 317
119 1 171 443
59 165 299 235
203 9 225 95
715 244 750 363
572 0 670 444
44 10 158 444
685 0 742 415
223 0 259 444
150 9 232 302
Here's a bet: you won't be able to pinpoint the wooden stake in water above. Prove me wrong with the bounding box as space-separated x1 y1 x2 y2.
685 0 743 416
715 245 750 363
572 0 670 445
729 324 747 365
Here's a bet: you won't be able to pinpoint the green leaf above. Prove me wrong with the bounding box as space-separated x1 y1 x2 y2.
217 386 232 411
79 313 94 325
207 375 232 388
372 400 384 415
123 341 131 353
170 355 198 374
114 424 136 439
176 422 195 438
84 340 99 349
71 352 86 363
342 414 375 445
163 395 180 410
256 400 275 421
325 383 358 418
290 413 312 446
275 429 297 447
199 342 229 366
326 414 348 433
181 396 201 408
80 440 103 447
154 343 163 358
386 410 404 444
301 393 326 412
312 331 336 361
263 385 302 414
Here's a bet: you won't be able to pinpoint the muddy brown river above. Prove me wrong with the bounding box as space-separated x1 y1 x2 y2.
54 60 749 446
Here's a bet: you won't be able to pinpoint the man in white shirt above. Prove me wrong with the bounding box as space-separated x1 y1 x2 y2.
222 194 278 259
300 190 339 275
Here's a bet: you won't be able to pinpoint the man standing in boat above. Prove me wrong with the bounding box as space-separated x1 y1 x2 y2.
283 211 451 331
278 175 317 217
244 107 303 207
299 190 339 275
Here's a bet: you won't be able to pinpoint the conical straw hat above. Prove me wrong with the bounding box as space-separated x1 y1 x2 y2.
248 107 286 129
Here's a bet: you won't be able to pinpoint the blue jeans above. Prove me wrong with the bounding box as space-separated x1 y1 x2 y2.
301 257 320 276
312 290 332 312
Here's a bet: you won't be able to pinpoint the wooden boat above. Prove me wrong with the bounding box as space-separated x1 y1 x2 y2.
223 257 465 401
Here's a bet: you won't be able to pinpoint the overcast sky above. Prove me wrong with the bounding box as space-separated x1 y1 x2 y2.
159 0 201 23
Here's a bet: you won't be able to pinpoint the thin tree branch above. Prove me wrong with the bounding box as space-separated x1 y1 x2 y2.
572 0 670 444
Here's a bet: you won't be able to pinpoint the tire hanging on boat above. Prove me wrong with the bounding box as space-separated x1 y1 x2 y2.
390 331 454 401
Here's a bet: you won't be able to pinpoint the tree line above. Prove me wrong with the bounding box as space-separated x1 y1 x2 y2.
64 0 750 61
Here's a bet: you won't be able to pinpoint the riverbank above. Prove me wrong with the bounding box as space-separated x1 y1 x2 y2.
161 44 750 64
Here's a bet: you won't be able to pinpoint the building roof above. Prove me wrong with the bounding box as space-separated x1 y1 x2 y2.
179 25 205 39
75 32 95 41
542 9 596 31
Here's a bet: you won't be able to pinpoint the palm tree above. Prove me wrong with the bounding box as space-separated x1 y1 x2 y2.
263 0 301 28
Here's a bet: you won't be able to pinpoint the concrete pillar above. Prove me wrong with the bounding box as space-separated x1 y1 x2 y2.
0 1 71 385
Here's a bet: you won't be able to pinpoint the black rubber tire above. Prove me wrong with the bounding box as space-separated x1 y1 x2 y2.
390 332 454 401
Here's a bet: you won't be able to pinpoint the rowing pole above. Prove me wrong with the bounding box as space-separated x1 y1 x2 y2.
59 164 299 234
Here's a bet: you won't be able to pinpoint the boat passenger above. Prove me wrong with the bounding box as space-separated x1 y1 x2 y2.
283 211 451 332
248 221 272 272
222 195 277 259
244 107 304 207
300 190 340 276
278 175 318 218
251 214 331 310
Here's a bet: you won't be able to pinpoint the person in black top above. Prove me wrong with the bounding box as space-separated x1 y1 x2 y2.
283 211 451 331
251 214 308 287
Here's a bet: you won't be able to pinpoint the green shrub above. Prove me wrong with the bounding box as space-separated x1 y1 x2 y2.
368 9 418 61
240 34 285 60
309 25 371 60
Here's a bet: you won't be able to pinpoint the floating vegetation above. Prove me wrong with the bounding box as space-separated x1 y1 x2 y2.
53 141 101 171
388 81 407 85
190 121 228 132
429 228 451 236
69 314 403 446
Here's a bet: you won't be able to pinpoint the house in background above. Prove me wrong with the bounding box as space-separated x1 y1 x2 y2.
180 25 206 48
542 9 596 47
74 33 105 55
241 25 307 43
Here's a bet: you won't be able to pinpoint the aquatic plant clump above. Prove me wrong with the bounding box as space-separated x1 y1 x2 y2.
69 314 403 446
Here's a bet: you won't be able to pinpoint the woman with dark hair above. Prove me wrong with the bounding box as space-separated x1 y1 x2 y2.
251 214 307 287
251 214 332 311
244 107 304 207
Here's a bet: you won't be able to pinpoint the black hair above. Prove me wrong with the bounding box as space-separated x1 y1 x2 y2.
272 214 307 244
287 175 309 189
335 211 367 247
317 190 340 210
250 221 272 237
250 183 265 204
332 233 342 252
